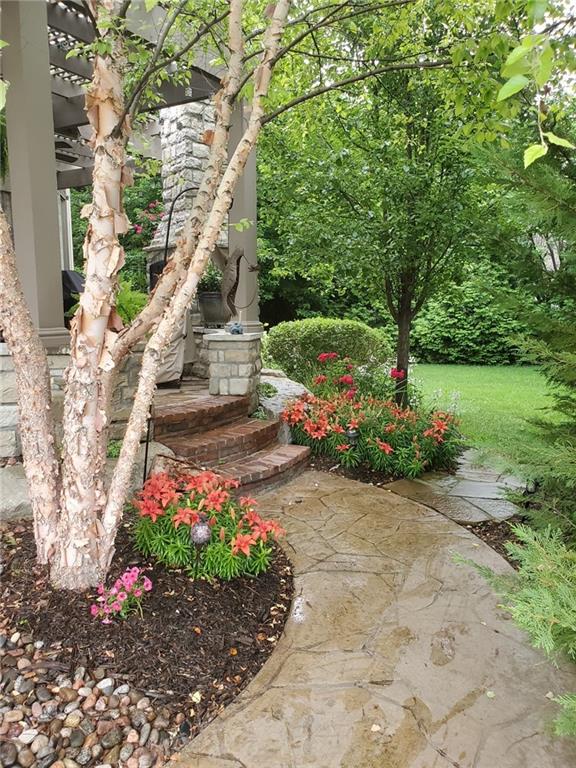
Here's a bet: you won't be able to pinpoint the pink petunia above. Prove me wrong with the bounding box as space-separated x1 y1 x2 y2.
143 577 153 592
111 601 122 612
90 604 100 617
133 588 142 597
118 591 128 602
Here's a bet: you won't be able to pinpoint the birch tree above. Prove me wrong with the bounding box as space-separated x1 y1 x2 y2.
0 0 510 589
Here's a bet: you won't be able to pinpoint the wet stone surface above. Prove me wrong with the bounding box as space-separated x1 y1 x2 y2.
172 471 576 768
384 449 521 523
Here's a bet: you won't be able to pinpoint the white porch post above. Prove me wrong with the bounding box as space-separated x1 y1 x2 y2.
228 102 261 332
2 0 68 350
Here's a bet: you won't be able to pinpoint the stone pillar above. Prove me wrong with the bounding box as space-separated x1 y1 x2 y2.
228 103 261 331
2 0 68 350
207 332 262 410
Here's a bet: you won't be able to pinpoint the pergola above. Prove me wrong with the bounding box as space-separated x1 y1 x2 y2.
0 0 259 350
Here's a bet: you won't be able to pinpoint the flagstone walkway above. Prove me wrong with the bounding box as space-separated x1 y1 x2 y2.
173 471 576 768
384 449 522 523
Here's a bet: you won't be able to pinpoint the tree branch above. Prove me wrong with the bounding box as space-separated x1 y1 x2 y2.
261 59 452 124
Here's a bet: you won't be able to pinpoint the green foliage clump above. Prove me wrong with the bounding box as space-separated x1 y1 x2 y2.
106 440 122 459
266 318 392 384
469 525 576 736
115 277 147 324
133 471 284 581
412 268 529 365
283 364 462 479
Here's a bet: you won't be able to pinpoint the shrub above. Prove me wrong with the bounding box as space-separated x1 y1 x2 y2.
466 524 576 736
265 318 393 383
282 388 462 478
133 471 285 580
412 269 529 365
309 352 421 407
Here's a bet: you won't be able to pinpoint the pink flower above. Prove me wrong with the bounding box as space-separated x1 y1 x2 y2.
133 588 142 597
118 591 128 602
90 604 100 617
143 577 153 592
102 618 112 625
390 367 406 380
97 584 105 595
110 586 118 595
134 224 143 234
103 605 112 614
111 602 122 612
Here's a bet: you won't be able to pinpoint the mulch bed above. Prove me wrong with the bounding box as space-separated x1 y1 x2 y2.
309 454 394 487
463 518 523 568
0 517 293 767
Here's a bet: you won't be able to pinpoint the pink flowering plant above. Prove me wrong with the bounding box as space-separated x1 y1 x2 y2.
90 567 152 623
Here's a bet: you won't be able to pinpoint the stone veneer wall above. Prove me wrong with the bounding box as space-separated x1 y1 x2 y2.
148 100 227 259
207 333 262 410
0 344 142 458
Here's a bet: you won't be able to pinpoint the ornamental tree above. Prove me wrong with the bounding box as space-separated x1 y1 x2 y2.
0 0 535 588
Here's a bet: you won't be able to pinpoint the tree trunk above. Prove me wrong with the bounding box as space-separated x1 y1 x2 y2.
0 209 61 563
395 300 412 407
50 49 131 590
98 0 292 573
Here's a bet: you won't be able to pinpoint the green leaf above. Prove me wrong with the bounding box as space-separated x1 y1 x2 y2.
543 132 575 149
0 40 8 50
0 80 8 111
535 43 554 87
524 143 548 168
502 44 531 72
144 0 158 11
527 0 548 23
497 74 529 102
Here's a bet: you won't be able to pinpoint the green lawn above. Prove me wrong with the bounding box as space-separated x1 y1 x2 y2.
415 364 554 476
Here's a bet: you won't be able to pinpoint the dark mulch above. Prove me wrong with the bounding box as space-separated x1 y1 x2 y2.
309 454 395 486
0 516 293 737
463 518 523 569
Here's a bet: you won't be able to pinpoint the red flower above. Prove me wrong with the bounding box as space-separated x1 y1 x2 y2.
240 495 258 509
231 533 256 557
390 368 406 380
314 374 328 385
336 443 350 452
203 488 230 512
134 497 164 523
172 507 200 529
338 374 354 387
317 352 338 363
345 388 357 400
375 438 394 454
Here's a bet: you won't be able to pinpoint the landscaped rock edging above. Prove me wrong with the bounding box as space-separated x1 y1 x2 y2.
0 630 175 768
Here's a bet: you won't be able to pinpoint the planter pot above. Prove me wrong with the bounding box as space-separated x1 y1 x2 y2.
198 291 231 327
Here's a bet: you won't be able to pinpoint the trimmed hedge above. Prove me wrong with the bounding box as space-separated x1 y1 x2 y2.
265 317 393 383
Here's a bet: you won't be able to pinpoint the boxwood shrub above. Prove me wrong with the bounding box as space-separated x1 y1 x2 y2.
265 317 393 383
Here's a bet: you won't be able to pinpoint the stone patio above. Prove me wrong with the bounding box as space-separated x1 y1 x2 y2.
384 449 522 523
173 471 576 768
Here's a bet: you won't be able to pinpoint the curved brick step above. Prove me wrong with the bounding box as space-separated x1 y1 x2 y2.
158 418 280 465
218 444 311 493
153 394 251 439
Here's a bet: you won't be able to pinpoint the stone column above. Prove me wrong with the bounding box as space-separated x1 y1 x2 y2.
228 103 261 331
2 0 68 350
207 332 262 410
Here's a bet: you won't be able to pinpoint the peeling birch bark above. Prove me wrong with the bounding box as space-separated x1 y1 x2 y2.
51 42 132 590
0 209 61 563
100 0 292 567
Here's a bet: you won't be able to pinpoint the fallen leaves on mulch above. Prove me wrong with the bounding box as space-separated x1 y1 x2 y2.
0 516 293 752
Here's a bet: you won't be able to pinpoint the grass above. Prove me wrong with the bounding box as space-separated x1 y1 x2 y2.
415 364 554 477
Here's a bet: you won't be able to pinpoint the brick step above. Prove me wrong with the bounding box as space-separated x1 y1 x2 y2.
158 418 280 464
153 394 251 439
218 443 311 493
